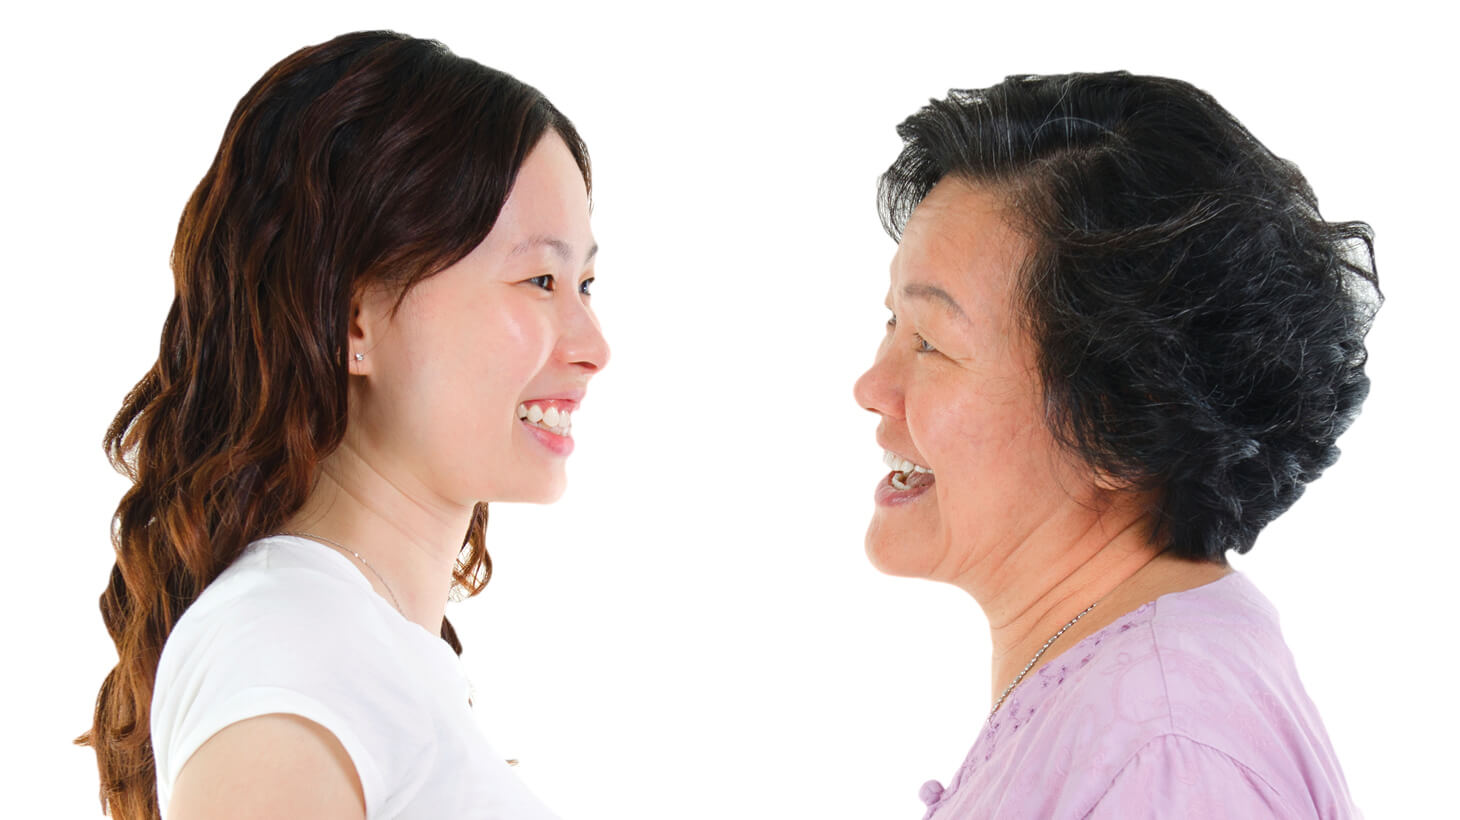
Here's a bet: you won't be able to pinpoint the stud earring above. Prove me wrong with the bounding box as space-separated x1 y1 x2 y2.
354 353 364 362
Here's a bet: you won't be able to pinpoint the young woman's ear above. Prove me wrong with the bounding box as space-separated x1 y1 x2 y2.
347 286 391 376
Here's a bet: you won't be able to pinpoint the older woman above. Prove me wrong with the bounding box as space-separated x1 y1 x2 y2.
854 73 1376 818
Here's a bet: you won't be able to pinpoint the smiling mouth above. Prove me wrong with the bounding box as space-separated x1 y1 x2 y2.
883 449 933 489
517 402 572 437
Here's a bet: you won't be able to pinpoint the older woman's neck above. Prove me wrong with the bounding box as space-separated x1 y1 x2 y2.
961 503 1232 708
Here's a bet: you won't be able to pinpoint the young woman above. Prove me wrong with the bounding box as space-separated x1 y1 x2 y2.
80 31 607 819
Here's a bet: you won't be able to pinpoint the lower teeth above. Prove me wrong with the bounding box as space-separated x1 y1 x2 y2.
526 420 569 435
890 472 909 490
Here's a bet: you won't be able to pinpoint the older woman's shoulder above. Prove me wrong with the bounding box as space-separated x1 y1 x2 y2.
1015 573 1355 818
1133 572 1315 736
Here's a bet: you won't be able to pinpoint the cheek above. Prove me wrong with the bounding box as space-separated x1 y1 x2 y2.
397 293 556 463
473 300 554 395
905 373 985 469
924 385 1076 552
463 305 563 496
916 367 1045 467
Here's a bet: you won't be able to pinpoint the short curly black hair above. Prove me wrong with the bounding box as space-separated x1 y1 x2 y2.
879 72 1380 560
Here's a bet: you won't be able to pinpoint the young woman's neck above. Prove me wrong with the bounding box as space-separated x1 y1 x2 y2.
281 440 474 634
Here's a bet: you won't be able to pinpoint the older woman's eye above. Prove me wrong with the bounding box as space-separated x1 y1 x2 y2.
527 274 555 291
913 333 936 354
579 277 594 296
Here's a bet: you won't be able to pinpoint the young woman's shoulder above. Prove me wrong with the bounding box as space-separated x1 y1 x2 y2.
151 536 434 816
156 536 415 695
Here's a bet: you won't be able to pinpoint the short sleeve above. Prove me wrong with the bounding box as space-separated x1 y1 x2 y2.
1084 734 1303 820
151 563 434 819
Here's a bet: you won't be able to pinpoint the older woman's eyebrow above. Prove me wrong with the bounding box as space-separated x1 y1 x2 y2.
510 235 599 265
903 282 970 323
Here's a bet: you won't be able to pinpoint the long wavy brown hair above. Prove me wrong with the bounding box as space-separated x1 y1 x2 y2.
78 31 590 819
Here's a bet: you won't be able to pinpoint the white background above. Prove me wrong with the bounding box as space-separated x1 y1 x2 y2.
4 1 1456 817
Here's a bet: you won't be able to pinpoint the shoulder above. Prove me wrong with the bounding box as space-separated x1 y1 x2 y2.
1044 573 1313 736
1083 733 1301 819
1141 573 1326 755
1034 574 1355 818
156 537 407 694
151 537 432 814
166 713 367 820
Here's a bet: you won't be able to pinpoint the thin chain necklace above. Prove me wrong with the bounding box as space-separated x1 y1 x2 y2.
280 531 485 714
988 602 1097 721
280 531 405 617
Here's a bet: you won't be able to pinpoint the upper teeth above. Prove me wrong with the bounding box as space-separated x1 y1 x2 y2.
882 450 932 475
518 403 572 432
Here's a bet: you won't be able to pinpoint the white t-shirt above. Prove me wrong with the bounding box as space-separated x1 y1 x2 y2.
151 535 559 820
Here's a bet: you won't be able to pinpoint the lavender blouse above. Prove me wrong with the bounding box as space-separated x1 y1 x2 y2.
920 573 1358 818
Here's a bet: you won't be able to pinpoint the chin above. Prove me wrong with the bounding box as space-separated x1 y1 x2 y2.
520 474 568 505
864 526 937 579
532 484 567 504
477 470 566 505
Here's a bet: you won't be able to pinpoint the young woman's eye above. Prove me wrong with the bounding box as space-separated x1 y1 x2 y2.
913 333 936 354
579 277 594 296
527 274 555 291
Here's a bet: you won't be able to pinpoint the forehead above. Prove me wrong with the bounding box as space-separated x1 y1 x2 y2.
890 179 1029 314
487 135 594 254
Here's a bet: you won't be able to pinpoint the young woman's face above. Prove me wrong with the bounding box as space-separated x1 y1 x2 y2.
350 133 608 507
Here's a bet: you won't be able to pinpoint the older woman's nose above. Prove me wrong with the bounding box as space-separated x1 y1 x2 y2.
854 354 901 419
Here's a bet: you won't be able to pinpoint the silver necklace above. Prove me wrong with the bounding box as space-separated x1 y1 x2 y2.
281 531 405 617
281 531 482 712
989 602 1097 720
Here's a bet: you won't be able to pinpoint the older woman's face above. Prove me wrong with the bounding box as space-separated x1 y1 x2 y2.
853 180 1086 581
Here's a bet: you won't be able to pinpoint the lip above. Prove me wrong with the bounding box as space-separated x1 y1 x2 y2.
521 420 575 456
873 469 935 506
518 391 584 457
519 395 582 412
875 435 929 469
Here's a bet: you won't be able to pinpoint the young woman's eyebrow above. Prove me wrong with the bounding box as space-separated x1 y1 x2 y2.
510 235 599 265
